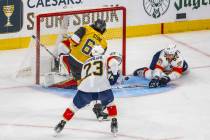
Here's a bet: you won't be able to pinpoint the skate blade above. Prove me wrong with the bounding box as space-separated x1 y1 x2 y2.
111 128 118 137
53 128 62 137
53 131 60 137
98 117 110 121
112 132 117 137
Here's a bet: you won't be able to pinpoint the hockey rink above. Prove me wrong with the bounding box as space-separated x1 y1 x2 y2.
0 30 210 140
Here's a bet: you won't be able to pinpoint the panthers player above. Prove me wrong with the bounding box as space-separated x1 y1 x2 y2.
52 19 109 120
54 45 121 136
133 44 188 88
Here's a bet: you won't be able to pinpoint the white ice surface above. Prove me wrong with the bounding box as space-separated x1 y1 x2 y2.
1 30 210 140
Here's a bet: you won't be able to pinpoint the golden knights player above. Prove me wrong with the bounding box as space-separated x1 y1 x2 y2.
54 45 121 136
56 19 107 80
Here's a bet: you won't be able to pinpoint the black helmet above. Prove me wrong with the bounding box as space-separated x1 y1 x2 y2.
91 19 106 34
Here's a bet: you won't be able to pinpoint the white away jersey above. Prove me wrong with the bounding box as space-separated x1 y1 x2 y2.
78 55 118 92
157 50 184 73
153 50 184 80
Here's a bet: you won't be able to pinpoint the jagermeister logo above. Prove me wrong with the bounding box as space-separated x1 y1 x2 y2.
0 0 23 33
143 0 170 18
175 0 210 11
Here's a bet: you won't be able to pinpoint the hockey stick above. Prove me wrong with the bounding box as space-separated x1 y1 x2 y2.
112 83 148 89
32 35 58 60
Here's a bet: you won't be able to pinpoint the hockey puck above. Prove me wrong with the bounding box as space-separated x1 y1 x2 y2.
124 76 129 80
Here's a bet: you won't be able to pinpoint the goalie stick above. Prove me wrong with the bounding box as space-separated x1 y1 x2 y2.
112 75 148 89
32 35 58 60
112 83 148 89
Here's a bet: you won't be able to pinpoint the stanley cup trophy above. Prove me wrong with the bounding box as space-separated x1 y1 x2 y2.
3 5 15 27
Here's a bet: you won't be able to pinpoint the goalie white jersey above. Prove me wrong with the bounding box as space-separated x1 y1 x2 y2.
78 55 119 92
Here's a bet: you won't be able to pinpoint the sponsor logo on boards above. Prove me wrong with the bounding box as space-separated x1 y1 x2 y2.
27 0 82 8
26 4 120 31
0 0 23 33
175 0 210 11
143 0 170 18
175 0 210 19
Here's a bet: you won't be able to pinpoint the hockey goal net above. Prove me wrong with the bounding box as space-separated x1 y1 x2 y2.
16 6 126 85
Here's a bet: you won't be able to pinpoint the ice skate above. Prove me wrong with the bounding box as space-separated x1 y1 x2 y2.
93 103 109 121
54 120 66 134
111 118 118 136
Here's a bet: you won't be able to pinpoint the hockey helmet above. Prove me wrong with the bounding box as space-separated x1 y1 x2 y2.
91 19 106 34
109 52 122 65
164 44 177 55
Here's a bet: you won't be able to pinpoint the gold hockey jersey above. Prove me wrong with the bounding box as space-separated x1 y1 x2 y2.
70 26 107 64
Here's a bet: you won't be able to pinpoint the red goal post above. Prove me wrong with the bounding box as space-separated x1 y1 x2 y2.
36 6 126 84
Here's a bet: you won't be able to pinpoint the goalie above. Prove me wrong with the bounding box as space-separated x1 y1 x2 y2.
133 44 188 88
51 19 107 88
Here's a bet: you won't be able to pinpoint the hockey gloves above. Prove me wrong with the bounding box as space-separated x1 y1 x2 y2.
159 76 171 87
108 72 120 85
149 77 160 88
149 76 171 88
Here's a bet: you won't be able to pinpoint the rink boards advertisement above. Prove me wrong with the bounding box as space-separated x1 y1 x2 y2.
1 0 210 49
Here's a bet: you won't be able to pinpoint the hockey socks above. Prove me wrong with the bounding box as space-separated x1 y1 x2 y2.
63 108 74 121
107 105 117 117
54 108 74 133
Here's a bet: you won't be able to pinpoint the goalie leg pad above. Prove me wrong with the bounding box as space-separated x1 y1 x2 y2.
63 108 74 121
50 78 77 89
43 73 55 87
60 55 71 75
68 55 83 80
